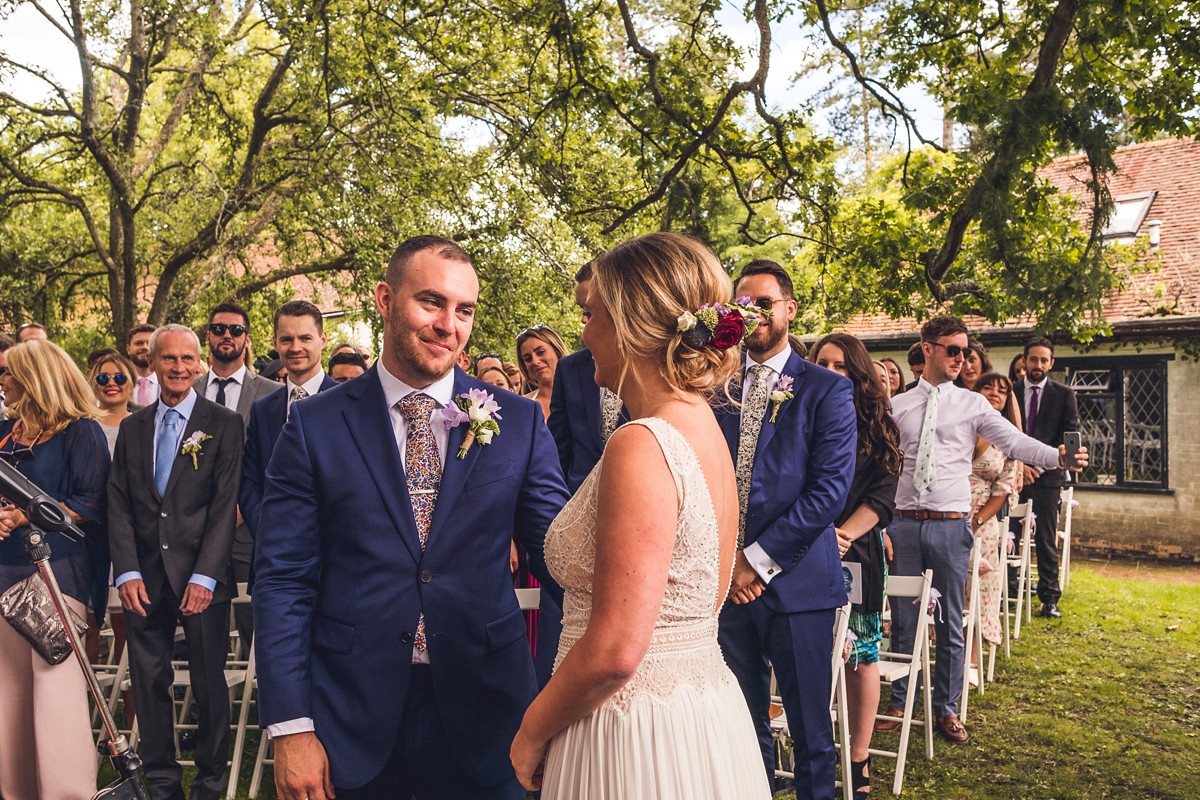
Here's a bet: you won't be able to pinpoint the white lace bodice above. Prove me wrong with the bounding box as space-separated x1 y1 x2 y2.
545 418 736 713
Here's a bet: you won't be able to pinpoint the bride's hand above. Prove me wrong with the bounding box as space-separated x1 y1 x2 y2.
510 726 548 791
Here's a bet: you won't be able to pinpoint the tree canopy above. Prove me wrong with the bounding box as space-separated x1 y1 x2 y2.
2 0 1197 356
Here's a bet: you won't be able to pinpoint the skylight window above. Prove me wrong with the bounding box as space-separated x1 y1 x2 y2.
1102 191 1157 243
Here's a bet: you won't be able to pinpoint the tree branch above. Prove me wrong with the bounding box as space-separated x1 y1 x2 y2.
919 0 1085 299
223 251 356 302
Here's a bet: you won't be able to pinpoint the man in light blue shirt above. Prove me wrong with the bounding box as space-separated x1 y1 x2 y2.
108 323 245 800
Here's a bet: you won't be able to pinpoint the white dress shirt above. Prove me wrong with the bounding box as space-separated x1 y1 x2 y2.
740 347 792 584
268 365 458 739
203 364 247 412
114 388 217 592
285 371 327 417
891 379 1061 512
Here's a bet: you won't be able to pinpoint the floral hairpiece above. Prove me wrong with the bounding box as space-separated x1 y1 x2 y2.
676 296 768 351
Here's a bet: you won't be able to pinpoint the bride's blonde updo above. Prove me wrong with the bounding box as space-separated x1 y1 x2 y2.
591 232 741 398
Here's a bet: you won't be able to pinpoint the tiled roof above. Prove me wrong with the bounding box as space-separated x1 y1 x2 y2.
840 137 1200 340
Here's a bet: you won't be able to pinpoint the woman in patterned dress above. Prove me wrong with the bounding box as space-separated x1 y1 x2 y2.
969 373 1024 655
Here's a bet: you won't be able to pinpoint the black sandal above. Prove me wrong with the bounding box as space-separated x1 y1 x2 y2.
851 756 871 795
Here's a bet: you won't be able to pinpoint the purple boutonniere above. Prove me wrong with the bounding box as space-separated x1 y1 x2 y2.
443 388 502 458
769 375 794 423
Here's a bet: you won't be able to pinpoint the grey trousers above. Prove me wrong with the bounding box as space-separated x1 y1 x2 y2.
887 516 974 719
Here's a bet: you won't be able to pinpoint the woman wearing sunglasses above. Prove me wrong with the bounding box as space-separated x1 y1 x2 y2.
0 340 111 800
89 351 141 457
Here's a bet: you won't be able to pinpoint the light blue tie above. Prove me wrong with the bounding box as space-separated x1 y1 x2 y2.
155 409 182 496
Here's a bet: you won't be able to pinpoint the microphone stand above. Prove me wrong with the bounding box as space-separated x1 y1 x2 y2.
1 462 149 800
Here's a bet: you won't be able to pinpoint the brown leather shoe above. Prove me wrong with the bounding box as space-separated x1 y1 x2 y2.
936 714 969 743
873 706 903 733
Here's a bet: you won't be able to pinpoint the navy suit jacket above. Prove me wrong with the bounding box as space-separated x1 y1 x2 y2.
715 351 857 614
548 348 627 494
240 375 338 545
252 366 569 789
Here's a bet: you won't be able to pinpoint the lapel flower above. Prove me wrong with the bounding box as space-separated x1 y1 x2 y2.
768 375 794 423
180 431 212 469
446 388 502 459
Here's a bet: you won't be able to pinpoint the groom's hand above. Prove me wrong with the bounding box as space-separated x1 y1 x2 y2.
274 731 336 800
730 551 758 594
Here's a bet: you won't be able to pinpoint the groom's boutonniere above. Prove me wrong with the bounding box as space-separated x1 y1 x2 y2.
768 375 794 423
443 388 502 459
180 431 212 469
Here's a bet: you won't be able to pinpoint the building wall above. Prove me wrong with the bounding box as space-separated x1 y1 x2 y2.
868 341 1200 562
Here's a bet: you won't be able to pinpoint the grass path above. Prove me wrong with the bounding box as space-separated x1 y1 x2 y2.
870 561 1200 799
100 561 1200 799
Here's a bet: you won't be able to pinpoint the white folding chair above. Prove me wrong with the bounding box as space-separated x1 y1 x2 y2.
873 569 934 796
769 602 854 800
516 587 541 611
1057 486 1074 590
1002 501 1035 655
959 543 984 721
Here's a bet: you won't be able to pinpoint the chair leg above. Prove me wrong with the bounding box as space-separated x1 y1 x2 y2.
986 642 996 684
249 733 271 798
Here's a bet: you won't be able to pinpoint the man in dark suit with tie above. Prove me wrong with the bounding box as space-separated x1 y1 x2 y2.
240 300 338 585
1014 337 1079 618
548 261 627 495
253 236 568 800
108 324 245 800
193 301 278 650
715 260 857 800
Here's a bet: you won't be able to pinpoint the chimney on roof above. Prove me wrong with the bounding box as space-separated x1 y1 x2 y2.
1147 219 1162 249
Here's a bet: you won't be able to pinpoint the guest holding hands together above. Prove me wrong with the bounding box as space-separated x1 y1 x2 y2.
811 333 901 797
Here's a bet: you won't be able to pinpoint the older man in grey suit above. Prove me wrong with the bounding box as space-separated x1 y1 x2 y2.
193 301 277 653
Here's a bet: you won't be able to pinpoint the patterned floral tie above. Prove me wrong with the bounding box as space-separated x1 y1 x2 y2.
600 388 623 443
399 393 441 653
286 385 308 420
735 365 771 548
912 384 940 493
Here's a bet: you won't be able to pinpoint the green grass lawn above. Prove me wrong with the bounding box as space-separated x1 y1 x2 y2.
100 560 1199 799
866 560 1200 799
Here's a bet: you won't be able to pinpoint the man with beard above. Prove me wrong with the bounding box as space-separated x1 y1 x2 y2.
194 301 280 650
714 259 858 800
127 323 160 406
1013 337 1079 618
241 300 337 587
253 235 567 800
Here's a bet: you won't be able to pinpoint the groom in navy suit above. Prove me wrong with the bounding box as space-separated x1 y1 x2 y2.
715 261 857 800
253 236 569 800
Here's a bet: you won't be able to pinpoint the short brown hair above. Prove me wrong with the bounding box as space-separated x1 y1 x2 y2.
208 301 250 328
385 235 473 288
1023 336 1055 357
128 323 156 344
920 315 968 342
575 261 594 283
273 300 324 333
736 259 794 300
0 333 14 352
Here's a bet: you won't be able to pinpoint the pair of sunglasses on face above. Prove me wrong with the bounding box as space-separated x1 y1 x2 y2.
209 323 247 337
95 373 129 387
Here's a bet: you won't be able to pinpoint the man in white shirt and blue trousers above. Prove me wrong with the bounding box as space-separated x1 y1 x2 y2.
878 316 1086 744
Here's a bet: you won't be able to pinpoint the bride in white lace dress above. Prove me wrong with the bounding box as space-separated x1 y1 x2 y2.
510 233 770 799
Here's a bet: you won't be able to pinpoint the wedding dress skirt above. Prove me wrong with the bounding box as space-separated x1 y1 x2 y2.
540 419 770 799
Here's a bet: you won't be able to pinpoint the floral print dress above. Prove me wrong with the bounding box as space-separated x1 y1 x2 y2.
969 445 1019 645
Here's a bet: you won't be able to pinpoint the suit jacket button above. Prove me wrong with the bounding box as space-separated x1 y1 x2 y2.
420 570 432 583
160 512 167 518
400 632 412 643
162 543 169 550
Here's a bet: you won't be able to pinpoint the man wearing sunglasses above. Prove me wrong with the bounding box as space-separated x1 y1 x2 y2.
880 316 1088 746
194 302 281 654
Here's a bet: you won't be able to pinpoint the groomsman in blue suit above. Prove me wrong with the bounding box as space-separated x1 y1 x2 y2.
715 260 857 800
548 261 628 494
240 300 338 588
253 236 569 800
